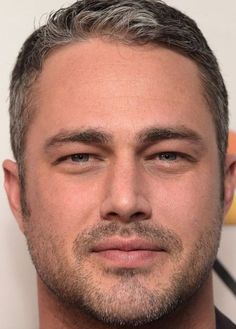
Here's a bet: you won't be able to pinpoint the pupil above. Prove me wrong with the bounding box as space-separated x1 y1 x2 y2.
160 153 176 160
72 154 89 162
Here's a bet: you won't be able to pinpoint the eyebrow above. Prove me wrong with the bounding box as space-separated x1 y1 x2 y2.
44 128 113 151
137 126 204 147
44 125 205 152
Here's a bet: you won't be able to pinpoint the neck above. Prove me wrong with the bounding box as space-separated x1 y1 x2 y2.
38 273 216 329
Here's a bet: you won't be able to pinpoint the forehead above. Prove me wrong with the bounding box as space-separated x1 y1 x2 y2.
29 39 215 145
37 39 203 100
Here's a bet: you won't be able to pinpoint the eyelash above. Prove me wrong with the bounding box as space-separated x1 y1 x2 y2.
147 151 195 162
55 153 96 164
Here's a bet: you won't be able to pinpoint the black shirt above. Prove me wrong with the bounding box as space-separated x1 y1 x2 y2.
216 309 236 329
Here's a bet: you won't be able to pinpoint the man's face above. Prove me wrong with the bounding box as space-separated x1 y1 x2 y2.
14 40 225 324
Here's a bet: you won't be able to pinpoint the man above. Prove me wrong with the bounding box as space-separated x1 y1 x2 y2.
3 0 236 328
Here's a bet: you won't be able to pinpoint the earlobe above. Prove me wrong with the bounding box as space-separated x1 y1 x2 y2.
3 159 25 232
223 154 236 215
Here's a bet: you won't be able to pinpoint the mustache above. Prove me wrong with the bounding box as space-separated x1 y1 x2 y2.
73 221 183 255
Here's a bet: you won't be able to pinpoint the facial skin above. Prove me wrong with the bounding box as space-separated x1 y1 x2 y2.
4 39 235 328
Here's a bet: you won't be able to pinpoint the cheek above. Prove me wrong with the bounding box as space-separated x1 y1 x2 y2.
150 167 222 248
25 171 103 236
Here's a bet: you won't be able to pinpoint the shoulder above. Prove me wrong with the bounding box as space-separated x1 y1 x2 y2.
216 309 236 329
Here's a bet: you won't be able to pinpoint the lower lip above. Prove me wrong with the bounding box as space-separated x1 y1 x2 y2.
92 250 165 268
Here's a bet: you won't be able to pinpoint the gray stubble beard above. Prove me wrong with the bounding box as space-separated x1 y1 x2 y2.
24 215 222 327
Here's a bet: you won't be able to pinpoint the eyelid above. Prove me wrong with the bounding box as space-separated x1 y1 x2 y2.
146 151 197 162
53 153 99 165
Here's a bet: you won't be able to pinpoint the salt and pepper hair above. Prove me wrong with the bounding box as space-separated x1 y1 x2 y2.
10 0 228 180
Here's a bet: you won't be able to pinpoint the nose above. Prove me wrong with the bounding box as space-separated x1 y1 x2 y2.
100 159 152 223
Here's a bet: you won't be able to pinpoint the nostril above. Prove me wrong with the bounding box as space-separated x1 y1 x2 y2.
102 211 120 220
100 195 152 222
131 212 148 220
102 210 149 222
109 212 119 217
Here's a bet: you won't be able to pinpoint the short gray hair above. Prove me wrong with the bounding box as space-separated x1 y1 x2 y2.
9 0 228 177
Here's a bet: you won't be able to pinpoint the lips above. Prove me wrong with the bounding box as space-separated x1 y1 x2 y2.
91 237 166 268
92 237 164 252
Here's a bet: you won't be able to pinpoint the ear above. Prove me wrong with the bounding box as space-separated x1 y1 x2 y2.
3 159 25 232
223 154 236 215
